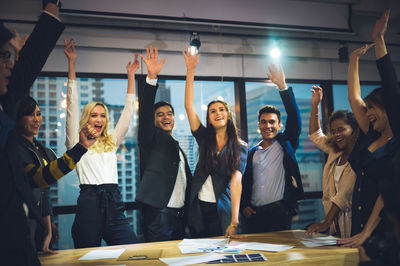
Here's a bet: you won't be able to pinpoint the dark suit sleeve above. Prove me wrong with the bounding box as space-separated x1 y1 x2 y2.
138 82 158 148
280 87 301 150
5 12 65 117
241 147 254 209
376 54 400 139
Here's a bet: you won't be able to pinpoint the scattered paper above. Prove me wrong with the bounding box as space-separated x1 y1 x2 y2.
78 249 126 260
160 253 226 266
301 235 338 247
178 238 231 254
237 242 294 252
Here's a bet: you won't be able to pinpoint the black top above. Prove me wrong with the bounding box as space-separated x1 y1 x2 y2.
188 123 248 233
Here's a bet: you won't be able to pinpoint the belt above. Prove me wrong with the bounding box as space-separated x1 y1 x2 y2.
253 200 285 213
163 207 185 219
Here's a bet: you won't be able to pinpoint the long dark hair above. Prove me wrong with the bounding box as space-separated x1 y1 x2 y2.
198 100 242 175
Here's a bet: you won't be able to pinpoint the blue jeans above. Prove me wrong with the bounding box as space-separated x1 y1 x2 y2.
72 184 138 248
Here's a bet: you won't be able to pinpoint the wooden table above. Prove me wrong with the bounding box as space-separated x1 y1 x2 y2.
39 230 359 265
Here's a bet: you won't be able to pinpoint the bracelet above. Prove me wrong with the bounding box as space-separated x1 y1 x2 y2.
230 223 238 228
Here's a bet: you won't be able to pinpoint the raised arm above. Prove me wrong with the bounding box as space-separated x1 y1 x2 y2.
309 86 331 154
7 2 64 105
373 10 400 139
112 53 139 146
9 29 29 62
310 86 323 135
183 47 201 132
268 64 301 149
347 44 374 134
373 10 388 60
138 46 166 146
64 38 79 149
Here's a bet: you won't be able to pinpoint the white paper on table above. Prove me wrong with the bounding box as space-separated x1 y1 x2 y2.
178 238 230 254
301 235 338 246
78 249 126 260
301 240 328 248
236 242 294 252
159 253 226 266
179 238 229 246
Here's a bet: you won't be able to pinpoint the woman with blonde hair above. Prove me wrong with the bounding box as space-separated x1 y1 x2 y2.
64 38 139 248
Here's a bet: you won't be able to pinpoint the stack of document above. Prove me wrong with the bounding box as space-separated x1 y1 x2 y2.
301 235 339 247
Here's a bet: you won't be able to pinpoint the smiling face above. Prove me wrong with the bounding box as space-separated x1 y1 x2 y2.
19 105 42 139
0 43 13 95
330 118 354 151
366 103 389 133
258 112 281 141
207 102 229 130
88 105 106 137
154 105 175 133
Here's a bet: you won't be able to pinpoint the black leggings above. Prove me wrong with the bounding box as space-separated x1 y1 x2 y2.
71 184 138 248
191 200 222 238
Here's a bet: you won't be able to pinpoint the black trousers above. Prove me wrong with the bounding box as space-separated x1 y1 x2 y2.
142 204 186 242
71 184 138 248
190 200 222 238
244 200 292 234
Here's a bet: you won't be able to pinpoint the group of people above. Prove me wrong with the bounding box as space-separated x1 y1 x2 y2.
0 0 399 265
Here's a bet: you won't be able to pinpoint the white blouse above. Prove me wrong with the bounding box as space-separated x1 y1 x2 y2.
65 79 135 185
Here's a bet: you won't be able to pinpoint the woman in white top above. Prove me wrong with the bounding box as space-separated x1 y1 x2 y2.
64 38 139 248
306 86 358 238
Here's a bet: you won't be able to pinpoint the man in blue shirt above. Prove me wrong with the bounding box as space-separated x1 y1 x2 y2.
241 64 304 233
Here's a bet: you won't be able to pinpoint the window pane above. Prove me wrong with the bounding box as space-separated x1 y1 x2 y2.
245 81 325 229
333 84 378 111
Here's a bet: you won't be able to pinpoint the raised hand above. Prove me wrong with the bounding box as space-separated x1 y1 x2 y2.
350 43 375 59
182 47 200 71
267 64 287 90
126 53 139 77
63 38 77 62
79 124 98 149
311 85 323 106
372 9 389 42
140 46 166 79
9 29 29 56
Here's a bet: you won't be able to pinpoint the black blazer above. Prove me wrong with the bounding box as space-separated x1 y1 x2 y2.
136 82 192 209
241 87 304 214
0 12 64 262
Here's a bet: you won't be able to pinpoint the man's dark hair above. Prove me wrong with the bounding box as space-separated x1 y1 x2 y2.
0 22 13 48
258 105 281 122
154 101 174 115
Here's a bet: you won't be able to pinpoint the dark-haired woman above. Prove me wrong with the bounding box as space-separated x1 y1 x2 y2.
16 97 55 254
183 48 248 238
338 40 397 248
15 97 97 254
306 86 358 238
